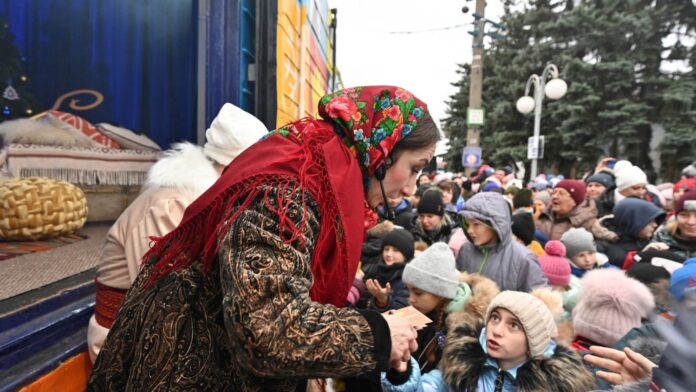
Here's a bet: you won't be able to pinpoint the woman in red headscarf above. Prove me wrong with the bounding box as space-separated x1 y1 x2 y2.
87 86 441 391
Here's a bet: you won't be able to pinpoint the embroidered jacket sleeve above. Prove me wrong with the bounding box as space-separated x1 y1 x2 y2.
218 183 390 378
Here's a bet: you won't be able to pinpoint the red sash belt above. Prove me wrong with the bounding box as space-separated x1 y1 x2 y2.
94 279 128 329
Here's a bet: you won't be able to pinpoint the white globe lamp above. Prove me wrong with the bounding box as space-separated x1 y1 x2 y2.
516 96 535 114
544 78 567 100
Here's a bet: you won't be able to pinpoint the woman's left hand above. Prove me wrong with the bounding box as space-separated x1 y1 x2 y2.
366 279 392 306
584 346 657 385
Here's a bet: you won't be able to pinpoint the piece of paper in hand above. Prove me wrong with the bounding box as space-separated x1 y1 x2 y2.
391 306 432 328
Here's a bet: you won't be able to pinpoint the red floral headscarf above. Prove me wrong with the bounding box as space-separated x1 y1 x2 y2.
145 86 428 307
318 86 427 177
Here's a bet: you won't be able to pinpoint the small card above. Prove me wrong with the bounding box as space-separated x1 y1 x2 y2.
390 306 432 328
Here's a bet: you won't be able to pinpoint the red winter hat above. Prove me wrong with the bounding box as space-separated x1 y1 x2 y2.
539 240 571 286
675 187 696 215
673 177 696 193
555 179 587 206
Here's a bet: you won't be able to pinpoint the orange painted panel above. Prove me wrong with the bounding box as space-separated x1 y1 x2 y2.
20 352 92 392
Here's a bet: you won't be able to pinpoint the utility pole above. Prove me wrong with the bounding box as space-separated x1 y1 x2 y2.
464 0 485 177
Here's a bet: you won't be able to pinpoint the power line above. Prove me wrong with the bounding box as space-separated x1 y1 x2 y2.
365 23 468 35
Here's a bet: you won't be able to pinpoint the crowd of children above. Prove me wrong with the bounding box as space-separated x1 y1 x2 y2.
341 158 696 391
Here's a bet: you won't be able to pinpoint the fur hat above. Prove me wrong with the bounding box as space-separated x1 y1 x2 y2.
204 103 268 166
560 228 596 259
572 269 655 347
485 291 559 358
585 172 614 189
615 165 648 192
403 243 459 299
539 241 571 286
513 188 533 209
674 188 696 215
670 258 696 301
417 189 445 216
381 228 415 261
554 179 587 206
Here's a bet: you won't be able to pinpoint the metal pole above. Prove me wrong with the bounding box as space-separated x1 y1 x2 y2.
530 80 543 179
330 9 338 92
465 0 486 177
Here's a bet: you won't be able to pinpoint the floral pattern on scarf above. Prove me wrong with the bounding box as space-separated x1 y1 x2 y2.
316 86 427 176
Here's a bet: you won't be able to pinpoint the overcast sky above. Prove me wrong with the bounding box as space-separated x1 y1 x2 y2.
328 0 505 153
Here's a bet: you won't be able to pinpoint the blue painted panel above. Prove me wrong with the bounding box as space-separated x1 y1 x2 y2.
0 0 198 148
239 0 256 112
205 0 256 127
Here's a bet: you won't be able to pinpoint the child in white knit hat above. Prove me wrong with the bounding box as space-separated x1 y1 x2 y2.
382 290 596 391
401 243 472 373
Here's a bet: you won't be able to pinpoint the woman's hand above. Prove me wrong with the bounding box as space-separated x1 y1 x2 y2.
382 313 418 369
642 242 669 252
584 346 657 385
366 279 392 307
595 157 616 173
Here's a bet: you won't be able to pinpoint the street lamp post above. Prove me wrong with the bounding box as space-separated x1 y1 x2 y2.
516 64 567 180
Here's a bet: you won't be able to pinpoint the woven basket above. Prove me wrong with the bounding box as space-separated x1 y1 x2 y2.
0 176 88 240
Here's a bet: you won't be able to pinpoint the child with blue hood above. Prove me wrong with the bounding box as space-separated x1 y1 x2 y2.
596 197 666 268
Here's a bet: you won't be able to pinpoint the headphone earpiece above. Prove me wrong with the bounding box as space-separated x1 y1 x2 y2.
375 165 386 181
374 157 392 181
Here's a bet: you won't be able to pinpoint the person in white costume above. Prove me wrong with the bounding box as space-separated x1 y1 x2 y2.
86 104 268 363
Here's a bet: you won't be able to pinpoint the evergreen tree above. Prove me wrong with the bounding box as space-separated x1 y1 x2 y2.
0 17 42 122
443 0 696 181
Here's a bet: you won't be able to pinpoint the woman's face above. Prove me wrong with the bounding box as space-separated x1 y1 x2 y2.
366 144 436 210
486 308 529 370
419 213 443 231
677 210 696 239
441 189 453 204
418 173 431 186
620 184 647 198
550 188 577 216
586 182 606 199
382 245 406 266
406 284 443 314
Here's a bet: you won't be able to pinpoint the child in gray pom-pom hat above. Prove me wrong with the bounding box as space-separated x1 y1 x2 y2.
401 243 472 373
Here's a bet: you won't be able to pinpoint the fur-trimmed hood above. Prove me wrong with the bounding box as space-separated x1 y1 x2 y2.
440 319 596 392
144 142 219 199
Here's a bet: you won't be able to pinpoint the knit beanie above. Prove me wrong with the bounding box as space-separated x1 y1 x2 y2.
560 228 596 259
586 172 615 189
511 213 535 246
539 241 571 286
485 291 558 358
381 228 415 261
415 184 432 198
534 190 551 205
204 103 269 165
554 179 587 206
402 243 459 299
672 177 696 193
615 165 648 192
482 181 503 193
417 189 445 216
513 189 533 209
572 269 655 347
670 258 696 301
674 187 696 215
